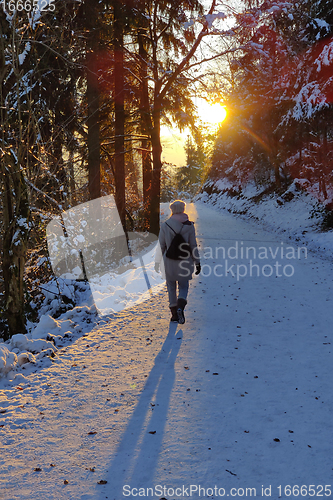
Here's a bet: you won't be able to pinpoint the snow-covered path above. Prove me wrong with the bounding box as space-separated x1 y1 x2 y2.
1 202 332 500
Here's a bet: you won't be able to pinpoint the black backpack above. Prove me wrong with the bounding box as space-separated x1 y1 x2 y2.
165 223 192 260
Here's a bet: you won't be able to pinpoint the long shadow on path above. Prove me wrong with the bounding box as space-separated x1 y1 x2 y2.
95 322 182 499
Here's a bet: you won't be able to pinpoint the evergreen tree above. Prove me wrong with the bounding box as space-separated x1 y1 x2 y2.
133 0 234 234
0 2 83 336
177 136 205 195
211 0 333 201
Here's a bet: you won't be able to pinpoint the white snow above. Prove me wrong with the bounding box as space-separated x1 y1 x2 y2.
0 248 165 378
0 200 332 499
315 40 333 71
0 280 97 379
88 246 165 316
18 42 31 66
204 12 226 28
0 346 17 377
313 18 330 32
198 179 333 257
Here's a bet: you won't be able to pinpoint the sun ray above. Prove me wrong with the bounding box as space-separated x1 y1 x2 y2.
195 99 227 127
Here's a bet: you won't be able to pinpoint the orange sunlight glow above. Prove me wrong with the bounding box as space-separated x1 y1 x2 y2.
196 100 227 127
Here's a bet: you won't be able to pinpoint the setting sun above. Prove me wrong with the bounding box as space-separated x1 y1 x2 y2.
196 99 227 127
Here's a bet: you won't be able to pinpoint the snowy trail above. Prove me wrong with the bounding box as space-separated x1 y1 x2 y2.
0 202 332 500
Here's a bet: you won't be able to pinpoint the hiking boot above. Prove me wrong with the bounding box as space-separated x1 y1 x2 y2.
170 306 178 322
177 298 187 324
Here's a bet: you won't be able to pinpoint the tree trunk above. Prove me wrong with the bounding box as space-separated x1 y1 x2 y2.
141 139 152 208
274 162 281 189
1 17 30 338
138 30 152 226
113 2 126 230
86 0 101 201
86 51 101 201
320 124 328 199
1 162 30 338
53 107 68 207
68 148 76 206
149 107 162 236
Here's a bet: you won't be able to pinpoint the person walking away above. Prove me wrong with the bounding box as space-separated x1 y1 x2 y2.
154 200 201 324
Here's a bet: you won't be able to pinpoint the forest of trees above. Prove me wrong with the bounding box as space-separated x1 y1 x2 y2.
1 0 333 338
0 0 238 337
209 0 333 208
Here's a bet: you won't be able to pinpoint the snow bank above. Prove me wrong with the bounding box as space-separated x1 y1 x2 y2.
0 318 70 381
197 178 333 257
30 315 73 340
0 279 98 385
0 345 17 377
88 247 164 315
0 246 164 384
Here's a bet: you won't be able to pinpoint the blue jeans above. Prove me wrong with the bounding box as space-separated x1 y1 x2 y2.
166 279 189 307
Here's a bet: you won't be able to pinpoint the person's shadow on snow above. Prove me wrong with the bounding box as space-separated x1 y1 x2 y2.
95 322 182 499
